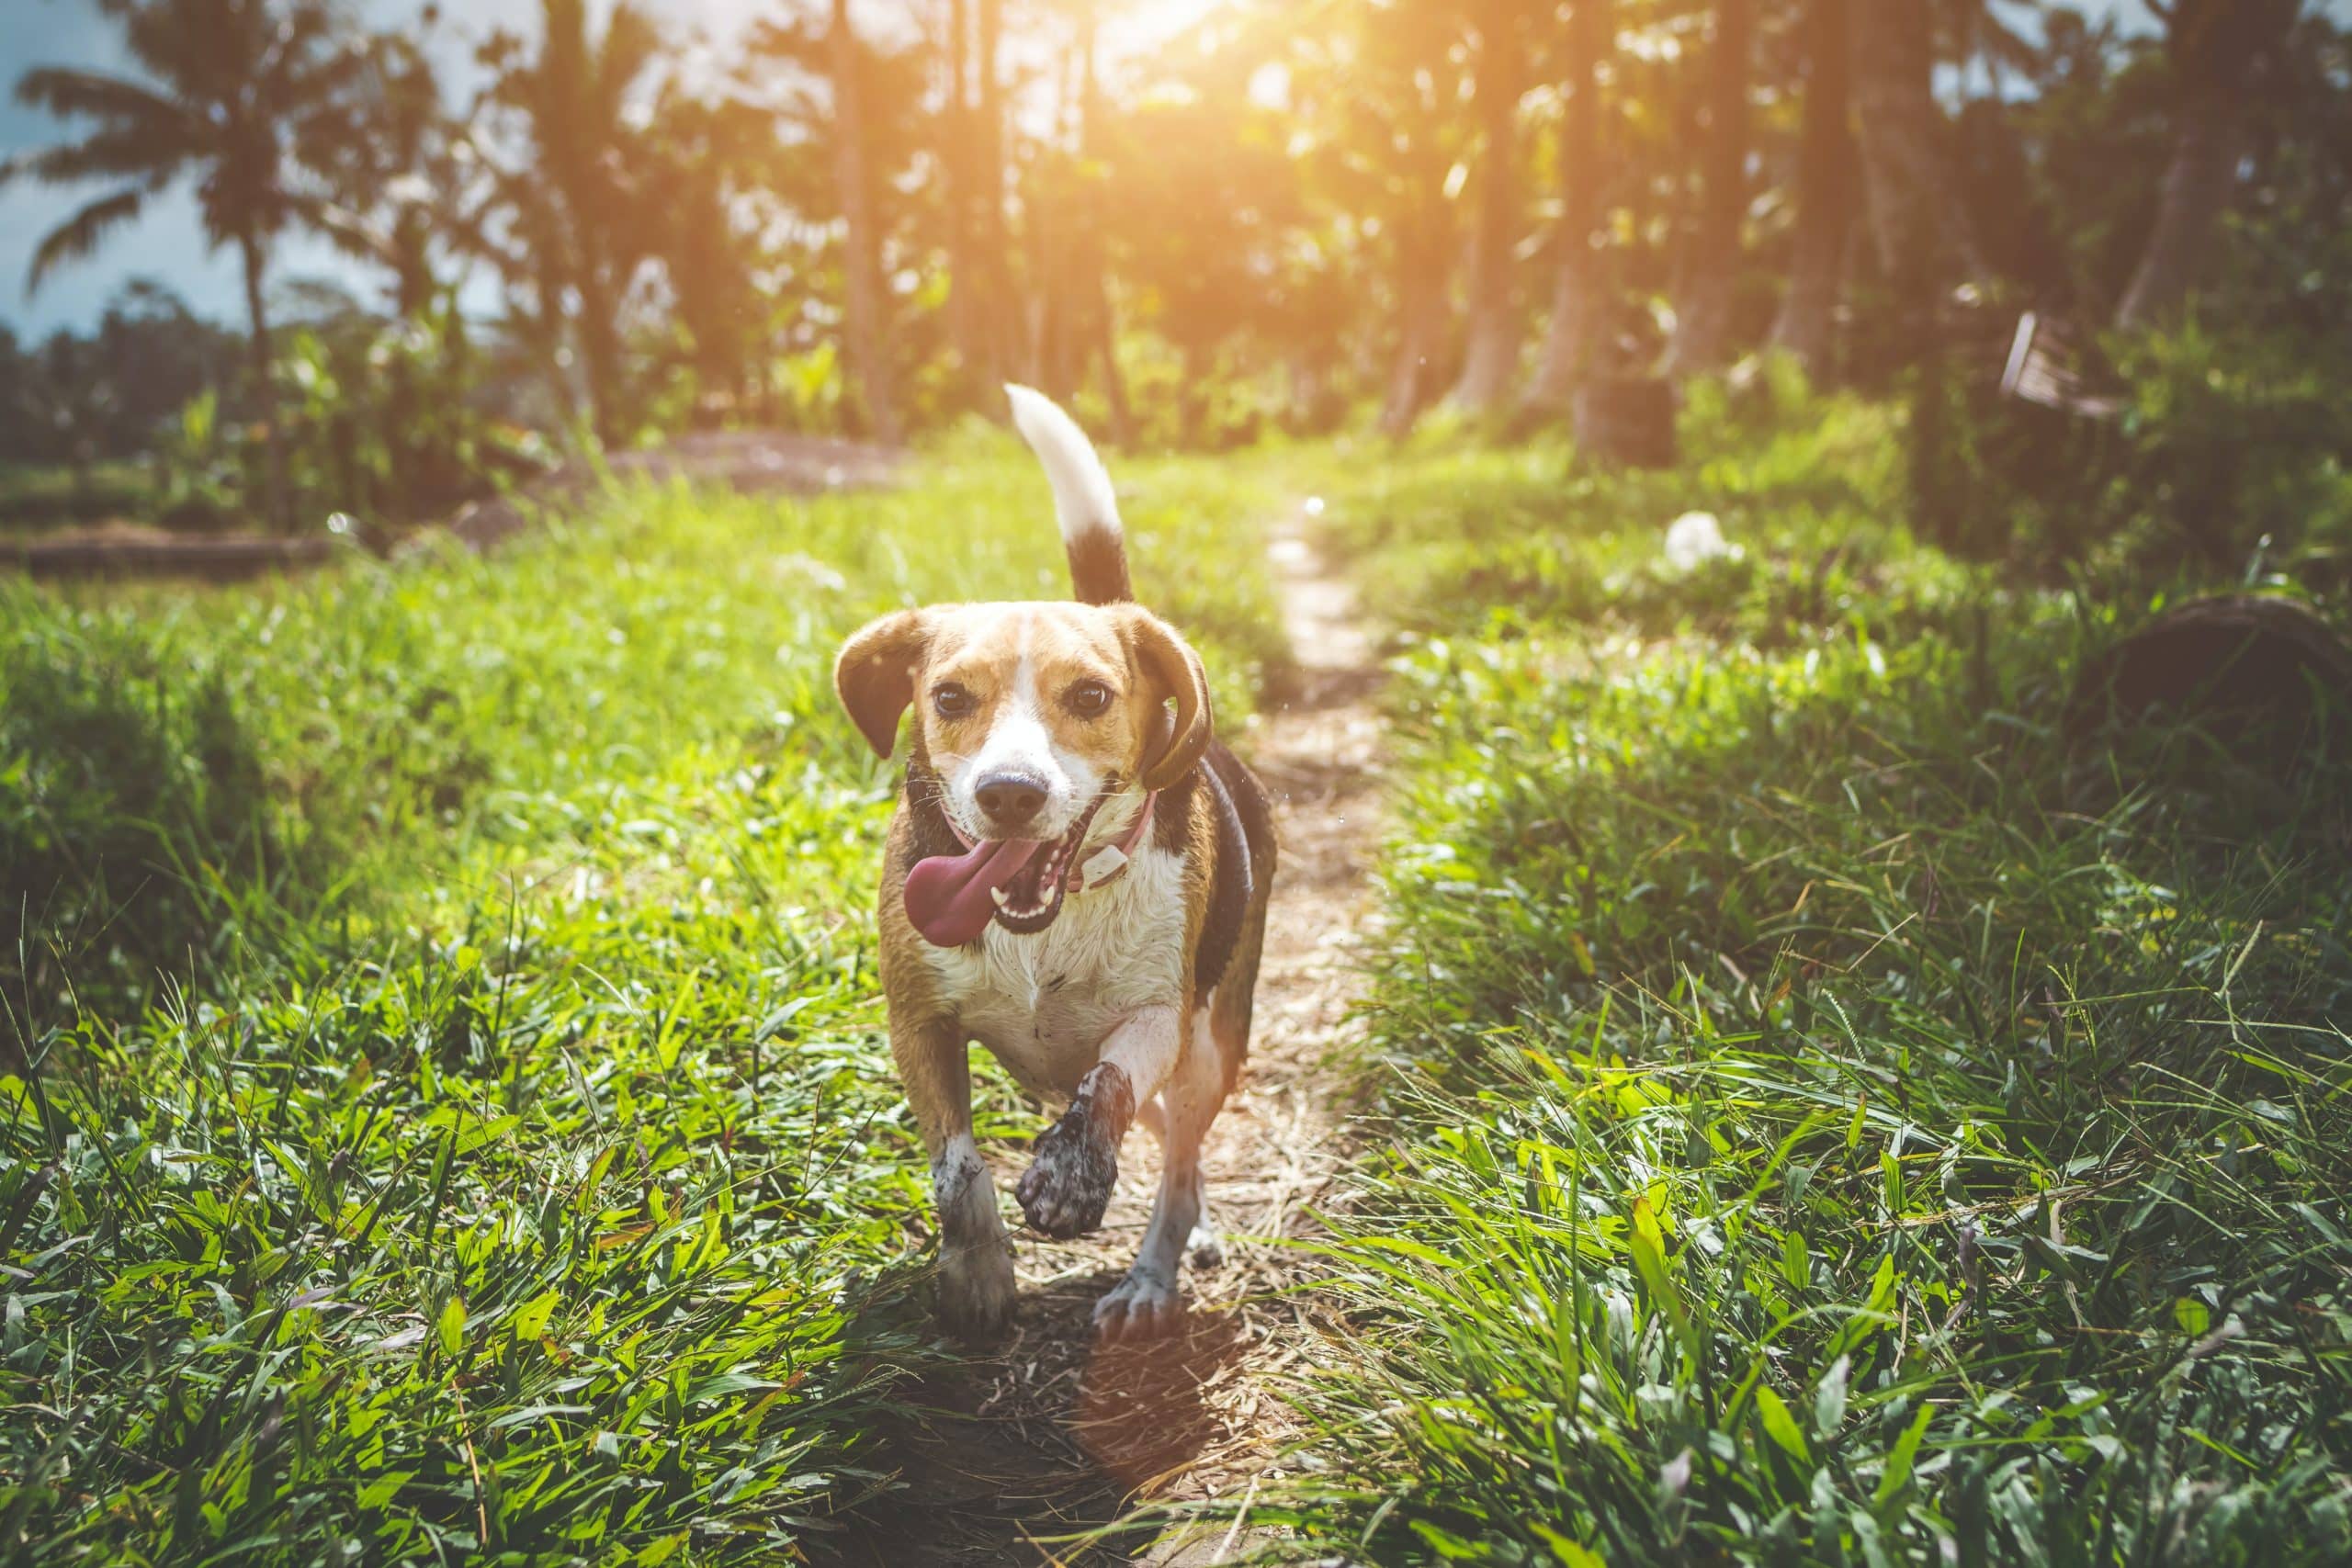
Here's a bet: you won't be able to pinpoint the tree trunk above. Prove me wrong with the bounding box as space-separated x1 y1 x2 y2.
831 0 902 442
941 0 982 387
1444 0 1523 414
1074 13 1132 442
237 230 290 532
1663 0 1755 377
574 250 624 445
2115 96 2241 330
1380 190 1453 439
1768 0 1857 376
1849 0 1976 319
1523 0 1611 417
973 0 1013 385
2114 0 2297 330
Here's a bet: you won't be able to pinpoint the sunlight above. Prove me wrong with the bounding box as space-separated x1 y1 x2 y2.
1104 0 1227 52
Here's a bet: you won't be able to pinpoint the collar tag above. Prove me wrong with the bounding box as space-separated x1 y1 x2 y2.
1076 844 1129 892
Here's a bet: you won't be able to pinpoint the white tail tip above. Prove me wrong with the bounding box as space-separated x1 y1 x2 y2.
1005 384 1122 544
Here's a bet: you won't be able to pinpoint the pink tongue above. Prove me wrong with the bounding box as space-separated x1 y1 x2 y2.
905 837 1046 947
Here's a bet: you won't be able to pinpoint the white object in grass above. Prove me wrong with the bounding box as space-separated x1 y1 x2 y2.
1663 511 1736 570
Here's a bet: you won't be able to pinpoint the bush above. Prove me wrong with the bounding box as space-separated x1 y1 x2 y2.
1908 319 2352 582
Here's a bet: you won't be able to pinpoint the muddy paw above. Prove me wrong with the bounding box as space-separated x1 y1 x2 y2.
1094 1268 1184 1342
936 1241 1016 1343
1015 1064 1133 1239
1016 1112 1118 1238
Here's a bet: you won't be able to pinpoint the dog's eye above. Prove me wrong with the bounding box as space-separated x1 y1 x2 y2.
932 683 977 718
1065 681 1113 716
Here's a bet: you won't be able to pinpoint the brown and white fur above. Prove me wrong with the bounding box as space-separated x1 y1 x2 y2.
833 387 1275 1342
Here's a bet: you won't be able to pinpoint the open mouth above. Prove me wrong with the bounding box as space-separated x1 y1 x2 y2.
986 793 1108 934
902 794 1110 946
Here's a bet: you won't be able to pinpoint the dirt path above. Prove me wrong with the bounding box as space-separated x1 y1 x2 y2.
834 513 1386 1566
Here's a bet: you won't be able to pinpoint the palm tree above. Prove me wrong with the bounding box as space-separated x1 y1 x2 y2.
1662 0 1757 377
830 0 903 443
2115 0 2301 329
479 0 668 444
1 0 358 530
1767 0 1858 378
300 23 494 321
1443 0 1528 416
1522 0 1613 420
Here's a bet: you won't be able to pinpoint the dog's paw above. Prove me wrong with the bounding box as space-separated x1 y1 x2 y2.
1186 1223 1225 1271
1015 1064 1133 1239
1016 1111 1118 1238
936 1241 1017 1343
1093 1267 1184 1342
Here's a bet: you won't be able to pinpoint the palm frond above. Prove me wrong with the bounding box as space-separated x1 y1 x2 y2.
13 66 196 131
28 186 150 293
598 4 668 124
121 0 245 100
4 124 200 187
287 192 396 265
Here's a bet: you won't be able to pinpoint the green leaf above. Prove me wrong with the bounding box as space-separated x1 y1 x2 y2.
1626 1199 1697 1359
436 1295 467 1359
1756 1384 1810 1464
1874 1403 1935 1506
1532 1524 1608 1567
511 1289 560 1343
1814 1354 1850 1438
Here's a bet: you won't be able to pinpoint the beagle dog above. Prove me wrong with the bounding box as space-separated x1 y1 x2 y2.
833 388 1275 1343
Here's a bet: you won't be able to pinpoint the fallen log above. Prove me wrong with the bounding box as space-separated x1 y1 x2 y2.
6 531 336 583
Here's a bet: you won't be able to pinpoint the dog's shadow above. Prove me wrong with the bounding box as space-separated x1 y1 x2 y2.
840 1265 1251 1565
1058 1272 1253 1491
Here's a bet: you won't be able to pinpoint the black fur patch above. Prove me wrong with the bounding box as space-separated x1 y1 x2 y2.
1066 525 1133 606
1192 743 1275 998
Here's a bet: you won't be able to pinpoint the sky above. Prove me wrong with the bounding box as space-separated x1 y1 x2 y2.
0 0 2255 340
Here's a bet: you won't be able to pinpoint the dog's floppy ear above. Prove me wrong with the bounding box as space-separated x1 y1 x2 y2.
1119 607 1214 790
834 610 931 759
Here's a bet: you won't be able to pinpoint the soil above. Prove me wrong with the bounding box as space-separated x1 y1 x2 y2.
6 432 901 580
436 431 900 553
827 513 1387 1566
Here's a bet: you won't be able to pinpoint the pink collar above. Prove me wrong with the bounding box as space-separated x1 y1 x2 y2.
948 790 1158 893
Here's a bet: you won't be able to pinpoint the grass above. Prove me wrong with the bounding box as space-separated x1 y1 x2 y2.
1221 388 2352 1563
12 386 2352 1564
0 428 1286 1563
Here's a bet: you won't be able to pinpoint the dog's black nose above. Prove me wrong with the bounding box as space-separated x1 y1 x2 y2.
975 773 1049 830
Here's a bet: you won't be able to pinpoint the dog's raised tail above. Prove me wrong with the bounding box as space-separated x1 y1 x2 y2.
1006 383 1130 605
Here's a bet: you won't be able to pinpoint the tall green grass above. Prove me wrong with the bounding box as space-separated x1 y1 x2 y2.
1244 395 2352 1564
0 433 1284 1562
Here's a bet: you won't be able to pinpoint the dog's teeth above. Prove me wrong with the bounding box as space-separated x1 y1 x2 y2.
991 886 1012 908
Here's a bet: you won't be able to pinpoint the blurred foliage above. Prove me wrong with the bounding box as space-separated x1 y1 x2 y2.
0 0 2343 553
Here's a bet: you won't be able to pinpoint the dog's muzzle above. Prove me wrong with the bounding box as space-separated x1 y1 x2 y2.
904 791 1157 946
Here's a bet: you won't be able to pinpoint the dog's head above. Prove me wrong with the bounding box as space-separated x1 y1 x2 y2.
834 600 1211 936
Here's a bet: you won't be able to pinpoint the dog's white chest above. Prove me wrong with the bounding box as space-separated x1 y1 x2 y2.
926 845 1188 1100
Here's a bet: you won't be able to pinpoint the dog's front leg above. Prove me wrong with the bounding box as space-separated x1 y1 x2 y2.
1095 1004 1223 1341
898 1014 1014 1341
1016 1004 1181 1239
